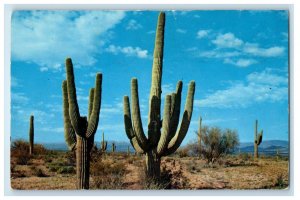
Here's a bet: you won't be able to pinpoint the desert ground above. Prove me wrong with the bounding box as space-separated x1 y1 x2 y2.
10 145 289 190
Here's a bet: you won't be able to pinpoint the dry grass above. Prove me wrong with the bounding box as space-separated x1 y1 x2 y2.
11 148 289 190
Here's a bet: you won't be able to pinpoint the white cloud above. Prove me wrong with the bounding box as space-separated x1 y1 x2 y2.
11 77 20 87
11 92 29 104
161 84 175 98
77 95 89 101
12 107 55 125
199 50 241 58
12 11 125 71
126 19 142 30
212 33 244 48
40 67 48 72
39 127 64 133
281 32 288 42
243 43 285 57
224 58 257 67
176 28 187 34
147 30 155 34
105 45 149 58
196 69 288 108
197 29 211 39
192 31 285 67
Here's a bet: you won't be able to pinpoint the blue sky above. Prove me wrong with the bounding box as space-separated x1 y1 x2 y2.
11 10 289 146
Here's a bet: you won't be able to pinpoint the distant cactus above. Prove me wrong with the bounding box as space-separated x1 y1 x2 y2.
254 119 263 158
29 115 34 155
62 58 102 189
112 142 116 153
123 12 195 179
101 132 107 152
127 145 130 155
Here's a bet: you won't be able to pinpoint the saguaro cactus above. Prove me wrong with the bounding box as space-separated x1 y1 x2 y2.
123 12 195 179
254 119 263 158
62 58 102 189
29 115 34 155
101 132 107 152
112 142 116 153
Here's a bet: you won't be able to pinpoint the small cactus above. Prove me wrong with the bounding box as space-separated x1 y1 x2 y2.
29 115 34 155
254 119 263 158
62 58 102 189
101 132 107 152
123 12 195 179
112 142 116 153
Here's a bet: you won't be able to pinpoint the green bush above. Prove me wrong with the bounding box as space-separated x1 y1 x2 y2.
58 166 75 174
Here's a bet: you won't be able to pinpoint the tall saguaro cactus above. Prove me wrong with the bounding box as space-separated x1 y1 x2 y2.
29 115 34 155
101 132 107 152
254 119 263 158
62 58 102 189
123 12 196 179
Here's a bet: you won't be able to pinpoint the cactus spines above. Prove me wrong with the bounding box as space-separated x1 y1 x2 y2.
101 132 107 152
254 119 263 158
123 12 196 179
29 115 34 155
62 58 102 189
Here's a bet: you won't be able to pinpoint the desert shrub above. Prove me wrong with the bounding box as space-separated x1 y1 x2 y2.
11 140 31 165
65 151 76 166
90 157 127 189
200 126 239 164
239 153 252 161
186 160 202 173
177 147 189 158
58 166 75 174
33 144 48 155
30 166 48 177
275 173 287 189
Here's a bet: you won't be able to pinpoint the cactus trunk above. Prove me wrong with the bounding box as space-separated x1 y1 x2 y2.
145 150 161 178
62 58 102 190
76 136 92 189
254 119 263 159
29 115 34 155
254 142 258 158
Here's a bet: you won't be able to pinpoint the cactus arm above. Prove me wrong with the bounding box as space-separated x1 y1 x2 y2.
165 81 195 155
148 12 165 146
62 80 77 150
123 95 146 153
123 96 136 140
86 73 102 138
157 95 172 156
65 58 82 135
131 78 149 149
257 130 263 145
88 88 95 121
168 81 182 140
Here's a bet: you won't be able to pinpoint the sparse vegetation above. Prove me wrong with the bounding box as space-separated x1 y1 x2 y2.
200 126 239 164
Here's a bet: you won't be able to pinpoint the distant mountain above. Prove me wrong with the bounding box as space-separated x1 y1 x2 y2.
42 140 289 156
236 140 289 156
238 140 288 149
43 141 135 152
